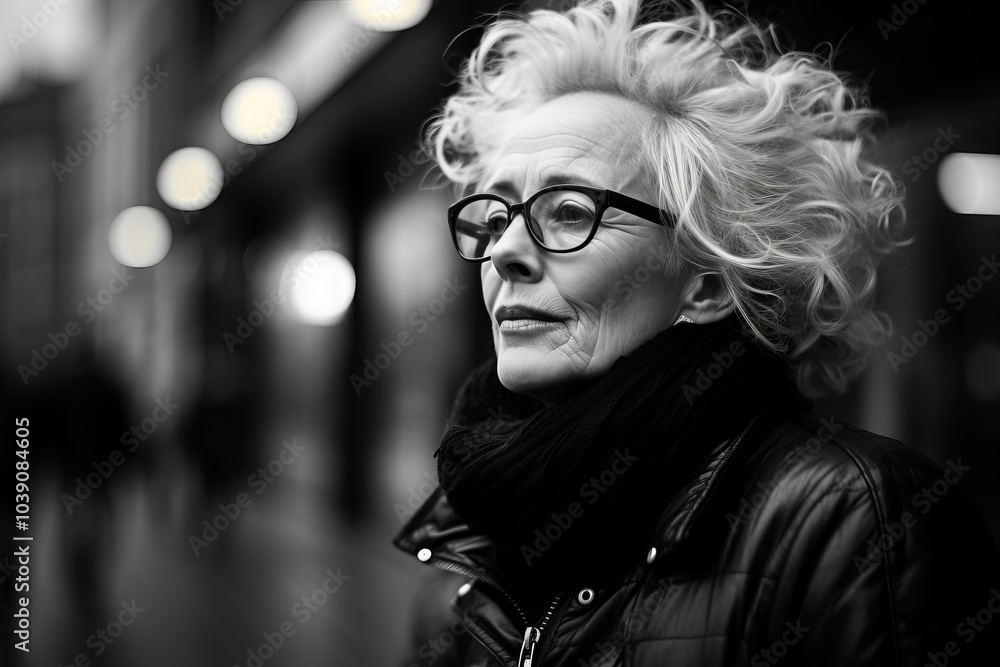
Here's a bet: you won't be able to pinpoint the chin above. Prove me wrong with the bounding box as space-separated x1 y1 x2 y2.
497 349 551 393
495 349 580 405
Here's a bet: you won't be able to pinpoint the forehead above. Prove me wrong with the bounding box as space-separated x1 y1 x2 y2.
482 92 652 196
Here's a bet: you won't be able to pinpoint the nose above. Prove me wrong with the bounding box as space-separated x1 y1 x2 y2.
488 211 542 282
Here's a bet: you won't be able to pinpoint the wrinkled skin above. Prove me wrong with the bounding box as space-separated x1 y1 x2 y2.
480 91 686 405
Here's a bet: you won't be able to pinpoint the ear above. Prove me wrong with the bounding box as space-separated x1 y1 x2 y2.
675 273 734 324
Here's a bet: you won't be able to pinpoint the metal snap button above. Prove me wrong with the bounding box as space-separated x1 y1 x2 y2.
577 588 595 605
417 548 432 562
646 547 657 564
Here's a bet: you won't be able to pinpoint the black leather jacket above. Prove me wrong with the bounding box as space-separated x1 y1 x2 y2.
394 411 1000 666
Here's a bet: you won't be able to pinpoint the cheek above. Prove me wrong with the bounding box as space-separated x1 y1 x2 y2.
549 256 619 307
618 269 678 334
480 266 499 307
581 248 676 334
551 250 640 325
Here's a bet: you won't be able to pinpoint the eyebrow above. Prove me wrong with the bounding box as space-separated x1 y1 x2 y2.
482 171 596 197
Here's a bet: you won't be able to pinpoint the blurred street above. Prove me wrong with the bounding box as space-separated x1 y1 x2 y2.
0 1 998 665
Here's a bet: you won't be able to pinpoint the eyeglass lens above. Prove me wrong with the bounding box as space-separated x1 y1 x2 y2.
453 190 597 258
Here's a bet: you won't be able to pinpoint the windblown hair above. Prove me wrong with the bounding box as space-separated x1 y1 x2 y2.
425 0 908 397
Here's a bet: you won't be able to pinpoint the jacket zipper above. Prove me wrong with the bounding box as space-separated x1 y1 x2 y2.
517 594 562 667
426 553 530 626
424 553 563 666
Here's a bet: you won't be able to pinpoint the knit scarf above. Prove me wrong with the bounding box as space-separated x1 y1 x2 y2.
434 317 801 600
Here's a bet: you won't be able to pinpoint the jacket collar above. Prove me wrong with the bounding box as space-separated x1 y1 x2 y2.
392 387 807 574
390 434 751 667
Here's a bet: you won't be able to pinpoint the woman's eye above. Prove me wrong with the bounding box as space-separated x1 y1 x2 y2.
553 203 591 225
485 211 507 233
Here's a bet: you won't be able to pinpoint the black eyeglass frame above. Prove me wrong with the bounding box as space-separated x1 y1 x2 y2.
447 184 677 263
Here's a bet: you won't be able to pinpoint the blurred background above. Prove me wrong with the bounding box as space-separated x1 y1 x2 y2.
0 0 997 665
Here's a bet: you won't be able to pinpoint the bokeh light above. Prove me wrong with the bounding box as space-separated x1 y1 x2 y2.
281 250 356 325
107 206 172 268
156 147 224 211
346 0 432 32
939 153 1000 216
221 77 298 145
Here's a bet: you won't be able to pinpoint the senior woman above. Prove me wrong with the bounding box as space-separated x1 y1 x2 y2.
393 1 1000 665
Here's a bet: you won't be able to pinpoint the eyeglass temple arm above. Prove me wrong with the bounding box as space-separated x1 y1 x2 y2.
605 191 676 229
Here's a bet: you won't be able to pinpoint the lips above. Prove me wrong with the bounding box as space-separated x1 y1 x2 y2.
494 305 560 325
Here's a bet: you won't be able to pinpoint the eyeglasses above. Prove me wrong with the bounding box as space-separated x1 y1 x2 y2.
448 184 676 263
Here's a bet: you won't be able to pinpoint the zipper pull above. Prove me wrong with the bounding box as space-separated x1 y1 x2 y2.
518 626 540 667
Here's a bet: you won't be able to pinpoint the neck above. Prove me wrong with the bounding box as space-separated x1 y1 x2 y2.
435 317 797 591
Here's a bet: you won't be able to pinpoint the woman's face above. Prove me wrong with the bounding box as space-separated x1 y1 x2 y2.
480 91 686 404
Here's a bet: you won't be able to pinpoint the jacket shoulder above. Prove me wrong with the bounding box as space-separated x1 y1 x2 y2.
723 412 997 579
702 413 1000 665
753 414 954 495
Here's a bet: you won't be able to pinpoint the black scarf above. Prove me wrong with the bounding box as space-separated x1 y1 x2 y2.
434 316 799 603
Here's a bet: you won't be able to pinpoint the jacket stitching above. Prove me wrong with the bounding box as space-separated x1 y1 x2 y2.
460 612 514 665
667 412 764 544
764 465 854 571
821 426 902 667
621 571 676 651
630 634 749 642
